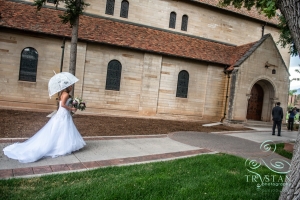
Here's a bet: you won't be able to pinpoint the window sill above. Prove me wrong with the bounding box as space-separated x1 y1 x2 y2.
18 80 37 84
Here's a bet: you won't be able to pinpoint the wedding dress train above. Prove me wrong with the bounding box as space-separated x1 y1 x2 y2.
3 101 86 163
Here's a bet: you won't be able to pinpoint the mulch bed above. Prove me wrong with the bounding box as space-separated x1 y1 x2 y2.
0 109 251 138
284 143 294 152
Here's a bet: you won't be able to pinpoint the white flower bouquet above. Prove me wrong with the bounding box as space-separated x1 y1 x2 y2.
72 97 86 111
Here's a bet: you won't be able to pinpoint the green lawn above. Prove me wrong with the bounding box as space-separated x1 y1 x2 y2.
0 154 284 200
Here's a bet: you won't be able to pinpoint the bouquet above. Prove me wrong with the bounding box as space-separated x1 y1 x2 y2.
72 97 86 111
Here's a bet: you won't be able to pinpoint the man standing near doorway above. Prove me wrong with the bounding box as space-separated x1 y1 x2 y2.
288 107 297 131
272 102 283 136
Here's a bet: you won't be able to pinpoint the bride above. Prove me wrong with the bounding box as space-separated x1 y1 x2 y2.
3 85 86 163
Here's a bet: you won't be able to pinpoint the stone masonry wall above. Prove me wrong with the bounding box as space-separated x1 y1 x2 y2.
229 37 289 122
0 31 61 110
0 30 226 121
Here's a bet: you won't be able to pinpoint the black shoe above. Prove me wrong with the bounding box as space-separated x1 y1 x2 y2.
272 134 275 135
277 135 281 136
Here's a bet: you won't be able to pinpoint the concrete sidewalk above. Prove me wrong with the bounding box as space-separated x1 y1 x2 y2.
0 135 214 179
0 128 298 179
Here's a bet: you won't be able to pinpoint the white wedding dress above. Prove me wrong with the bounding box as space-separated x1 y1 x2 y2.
3 101 86 163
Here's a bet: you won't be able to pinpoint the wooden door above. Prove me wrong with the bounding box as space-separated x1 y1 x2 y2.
246 84 264 120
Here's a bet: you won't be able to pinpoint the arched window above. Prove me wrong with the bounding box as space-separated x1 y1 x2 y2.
19 47 38 82
181 15 188 31
169 12 176 29
105 0 115 15
176 70 189 98
105 60 122 91
120 0 129 18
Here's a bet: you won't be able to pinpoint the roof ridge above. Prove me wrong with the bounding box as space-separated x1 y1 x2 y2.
188 0 279 26
226 34 288 73
233 34 271 67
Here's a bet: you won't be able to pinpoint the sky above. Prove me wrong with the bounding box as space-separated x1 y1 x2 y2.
289 55 300 90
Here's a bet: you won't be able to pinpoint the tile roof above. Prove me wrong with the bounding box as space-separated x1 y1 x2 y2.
226 34 288 72
190 0 279 25
230 41 257 67
0 0 261 67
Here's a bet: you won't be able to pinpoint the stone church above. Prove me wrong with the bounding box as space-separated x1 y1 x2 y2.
0 0 290 124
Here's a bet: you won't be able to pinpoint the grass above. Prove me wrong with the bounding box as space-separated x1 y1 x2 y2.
270 143 293 159
0 154 284 200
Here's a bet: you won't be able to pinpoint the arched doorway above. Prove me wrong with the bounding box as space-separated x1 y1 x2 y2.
246 83 264 120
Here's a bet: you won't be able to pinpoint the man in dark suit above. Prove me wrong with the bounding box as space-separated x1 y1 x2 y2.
272 102 283 136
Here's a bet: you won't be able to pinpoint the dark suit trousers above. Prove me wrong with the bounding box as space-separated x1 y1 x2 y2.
288 118 294 131
272 120 282 135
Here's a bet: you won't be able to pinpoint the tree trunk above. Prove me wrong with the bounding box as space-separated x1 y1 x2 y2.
278 1 300 199
279 132 300 199
69 0 81 96
69 17 79 76
277 0 300 57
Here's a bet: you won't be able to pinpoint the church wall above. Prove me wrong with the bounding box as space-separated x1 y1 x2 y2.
81 43 144 114
0 27 289 122
0 31 61 111
81 48 225 120
138 53 162 116
202 65 228 121
1 29 228 121
155 57 225 120
228 37 289 122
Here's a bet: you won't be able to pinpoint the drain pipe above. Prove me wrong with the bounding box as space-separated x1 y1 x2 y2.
221 70 230 122
60 37 66 72
261 23 267 38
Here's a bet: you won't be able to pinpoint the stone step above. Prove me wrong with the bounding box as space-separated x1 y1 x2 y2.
245 120 273 127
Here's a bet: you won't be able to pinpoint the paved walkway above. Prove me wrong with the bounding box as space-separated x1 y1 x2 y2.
0 126 298 179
